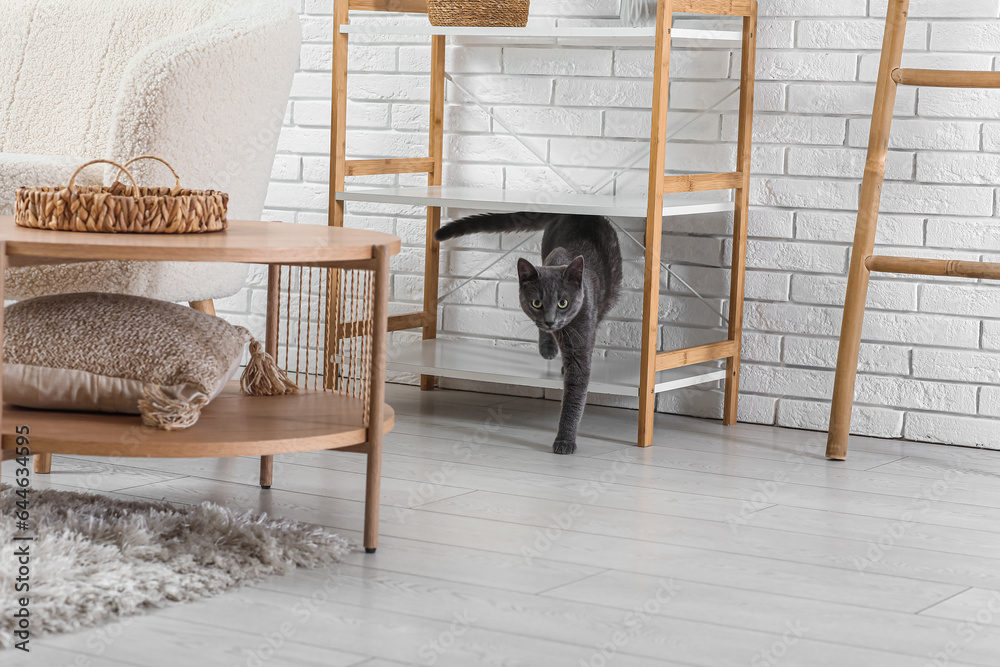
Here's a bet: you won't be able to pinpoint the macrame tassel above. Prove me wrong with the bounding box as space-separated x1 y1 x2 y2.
241 338 299 397
139 386 210 431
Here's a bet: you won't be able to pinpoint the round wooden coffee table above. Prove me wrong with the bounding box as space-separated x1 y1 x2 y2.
0 216 400 552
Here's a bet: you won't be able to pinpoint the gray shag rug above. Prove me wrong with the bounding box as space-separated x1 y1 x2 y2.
0 485 352 649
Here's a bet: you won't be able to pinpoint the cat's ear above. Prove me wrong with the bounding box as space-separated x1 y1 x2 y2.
565 256 585 286
517 258 539 283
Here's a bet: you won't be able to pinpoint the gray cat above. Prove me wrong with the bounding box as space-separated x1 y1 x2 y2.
435 212 622 455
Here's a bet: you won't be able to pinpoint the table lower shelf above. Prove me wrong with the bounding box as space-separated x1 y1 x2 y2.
0 383 394 458
386 339 726 397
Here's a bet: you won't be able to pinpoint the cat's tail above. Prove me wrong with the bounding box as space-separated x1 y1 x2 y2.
434 212 553 242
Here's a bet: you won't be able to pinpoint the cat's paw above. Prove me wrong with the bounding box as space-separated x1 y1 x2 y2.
539 334 559 360
552 438 577 455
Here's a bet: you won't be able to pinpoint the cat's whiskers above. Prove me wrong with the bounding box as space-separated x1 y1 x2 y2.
515 321 540 338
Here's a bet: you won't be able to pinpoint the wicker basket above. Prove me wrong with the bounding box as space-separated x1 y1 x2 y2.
427 0 530 27
15 156 228 234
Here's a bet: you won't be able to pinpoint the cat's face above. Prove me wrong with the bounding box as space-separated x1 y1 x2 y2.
517 257 585 333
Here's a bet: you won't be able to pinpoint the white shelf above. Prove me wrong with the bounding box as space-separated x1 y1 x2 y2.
340 23 741 44
337 186 731 218
386 339 726 397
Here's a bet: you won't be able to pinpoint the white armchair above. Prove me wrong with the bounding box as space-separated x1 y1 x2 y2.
0 0 301 303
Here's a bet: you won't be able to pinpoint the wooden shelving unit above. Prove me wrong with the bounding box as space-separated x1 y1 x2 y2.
328 0 758 447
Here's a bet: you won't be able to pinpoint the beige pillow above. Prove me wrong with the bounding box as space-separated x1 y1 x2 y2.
3 293 295 430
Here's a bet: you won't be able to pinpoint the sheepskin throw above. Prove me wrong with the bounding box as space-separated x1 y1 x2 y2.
0 486 351 649
4 293 248 428
0 0 301 302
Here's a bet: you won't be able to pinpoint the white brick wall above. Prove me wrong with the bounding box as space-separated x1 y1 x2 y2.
222 0 1000 449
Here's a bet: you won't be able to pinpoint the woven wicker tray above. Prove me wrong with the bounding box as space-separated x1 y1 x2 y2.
427 0 530 27
15 156 228 234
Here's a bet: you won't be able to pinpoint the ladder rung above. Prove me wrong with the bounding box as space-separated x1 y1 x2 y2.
346 158 435 177
656 340 737 372
664 172 742 194
676 0 754 16
388 311 432 331
349 0 428 12
891 68 1000 89
866 255 1000 281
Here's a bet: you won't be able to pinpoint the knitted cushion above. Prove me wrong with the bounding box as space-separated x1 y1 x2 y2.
3 293 295 430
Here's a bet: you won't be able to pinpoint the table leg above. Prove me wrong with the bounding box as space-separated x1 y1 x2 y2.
34 454 51 474
364 246 390 553
260 264 281 489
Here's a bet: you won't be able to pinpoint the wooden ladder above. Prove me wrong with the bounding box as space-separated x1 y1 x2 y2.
827 0 1000 459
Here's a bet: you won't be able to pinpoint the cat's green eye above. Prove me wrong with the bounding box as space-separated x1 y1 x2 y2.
531 299 543 309
558 299 569 309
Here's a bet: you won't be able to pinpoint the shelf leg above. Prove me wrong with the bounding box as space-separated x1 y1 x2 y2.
326 0 350 388
421 204 441 392
421 34 446 392
828 0 908 461
723 5 758 427
365 246 391 553
637 0 674 448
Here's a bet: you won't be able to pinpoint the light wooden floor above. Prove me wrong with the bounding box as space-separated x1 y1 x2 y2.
6 384 1000 667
